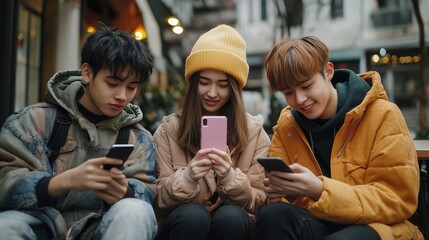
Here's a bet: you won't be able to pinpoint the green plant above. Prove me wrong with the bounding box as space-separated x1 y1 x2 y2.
415 129 429 139
138 79 187 133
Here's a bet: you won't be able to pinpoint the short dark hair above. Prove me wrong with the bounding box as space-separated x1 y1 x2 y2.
80 22 154 83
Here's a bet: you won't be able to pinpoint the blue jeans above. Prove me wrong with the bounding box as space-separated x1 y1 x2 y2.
255 203 380 240
0 210 47 240
0 198 157 240
93 198 157 240
156 203 252 240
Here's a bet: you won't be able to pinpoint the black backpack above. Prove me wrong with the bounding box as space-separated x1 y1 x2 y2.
46 107 130 165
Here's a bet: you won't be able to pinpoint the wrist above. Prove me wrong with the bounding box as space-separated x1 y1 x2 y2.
218 168 235 185
182 168 199 188
48 172 71 197
309 177 324 201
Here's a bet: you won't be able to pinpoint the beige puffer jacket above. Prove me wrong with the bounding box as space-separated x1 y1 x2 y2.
154 113 270 222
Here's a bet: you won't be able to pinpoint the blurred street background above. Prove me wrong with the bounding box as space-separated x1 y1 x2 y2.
0 0 428 139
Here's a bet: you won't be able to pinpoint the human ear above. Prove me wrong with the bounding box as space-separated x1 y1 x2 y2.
325 62 335 81
81 63 93 84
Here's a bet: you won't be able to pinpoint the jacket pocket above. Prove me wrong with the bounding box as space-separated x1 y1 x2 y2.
341 151 369 184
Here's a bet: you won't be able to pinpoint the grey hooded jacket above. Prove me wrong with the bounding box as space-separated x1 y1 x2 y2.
0 70 156 239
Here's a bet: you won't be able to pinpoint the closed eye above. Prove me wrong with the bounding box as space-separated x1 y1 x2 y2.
219 83 229 88
302 84 312 89
106 82 118 87
127 83 139 90
199 79 210 86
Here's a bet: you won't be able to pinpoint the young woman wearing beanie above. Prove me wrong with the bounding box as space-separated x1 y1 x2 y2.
153 24 270 240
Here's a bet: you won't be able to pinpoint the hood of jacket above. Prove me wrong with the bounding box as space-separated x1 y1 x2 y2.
291 69 371 176
44 70 143 131
285 71 388 135
292 69 371 133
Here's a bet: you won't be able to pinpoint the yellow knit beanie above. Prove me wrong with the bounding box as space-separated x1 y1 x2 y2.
185 24 249 88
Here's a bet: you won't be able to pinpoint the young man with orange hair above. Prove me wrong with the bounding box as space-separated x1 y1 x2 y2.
256 36 423 240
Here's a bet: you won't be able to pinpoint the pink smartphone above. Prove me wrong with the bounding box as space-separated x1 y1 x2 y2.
200 116 227 152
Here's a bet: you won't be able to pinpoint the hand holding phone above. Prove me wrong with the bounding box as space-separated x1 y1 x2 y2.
103 144 134 170
257 157 294 173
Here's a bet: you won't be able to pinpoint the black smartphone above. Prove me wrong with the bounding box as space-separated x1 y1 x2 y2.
103 144 134 170
257 157 294 173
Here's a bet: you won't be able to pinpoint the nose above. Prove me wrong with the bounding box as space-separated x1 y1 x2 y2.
207 84 217 98
295 90 307 105
115 86 128 101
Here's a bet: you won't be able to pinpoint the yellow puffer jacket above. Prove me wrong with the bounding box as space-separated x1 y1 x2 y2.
270 71 423 240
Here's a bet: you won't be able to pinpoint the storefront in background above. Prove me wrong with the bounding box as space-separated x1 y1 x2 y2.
366 47 429 133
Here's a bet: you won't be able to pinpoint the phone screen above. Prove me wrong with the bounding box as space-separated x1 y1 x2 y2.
200 116 227 151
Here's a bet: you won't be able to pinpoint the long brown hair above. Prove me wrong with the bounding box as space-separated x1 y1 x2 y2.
177 72 249 155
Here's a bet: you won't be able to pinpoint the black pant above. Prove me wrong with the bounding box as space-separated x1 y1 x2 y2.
156 203 253 240
255 203 380 240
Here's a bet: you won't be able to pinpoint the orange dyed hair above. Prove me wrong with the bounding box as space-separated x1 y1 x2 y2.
264 36 329 91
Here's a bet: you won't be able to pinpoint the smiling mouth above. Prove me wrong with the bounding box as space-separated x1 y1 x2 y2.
301 103 314 112
205 99 218 106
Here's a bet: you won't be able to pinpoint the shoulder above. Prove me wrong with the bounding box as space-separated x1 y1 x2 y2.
275 106 295 128
131 123 155 142
245 113 269 139
153 113 180 139
364 98 404 124
348 98 409 143
0 103 61 150
245 113 264 128
3 102 58 131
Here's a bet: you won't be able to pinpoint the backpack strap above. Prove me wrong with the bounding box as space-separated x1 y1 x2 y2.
47 107 72 165
115 126 131 144
47 105 130 165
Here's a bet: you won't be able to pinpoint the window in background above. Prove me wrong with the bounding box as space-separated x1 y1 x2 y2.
261 0 267 21
331 0 343 19
15 0 42 110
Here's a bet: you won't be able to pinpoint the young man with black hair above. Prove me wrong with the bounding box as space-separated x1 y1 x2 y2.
0 24 157 239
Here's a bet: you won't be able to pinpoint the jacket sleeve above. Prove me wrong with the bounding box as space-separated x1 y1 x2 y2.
122 126 157 205
154 124 201 211
307 102 420 225
217 121 270 215
0 108 52 210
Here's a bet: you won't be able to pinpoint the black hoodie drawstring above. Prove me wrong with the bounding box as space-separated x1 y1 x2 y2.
309 132 315 153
